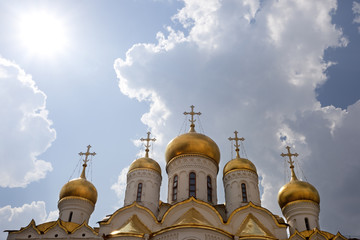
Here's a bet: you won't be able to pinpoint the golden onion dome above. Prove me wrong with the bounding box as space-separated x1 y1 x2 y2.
165 130 220 165
223 157 257 176
278 146 320 209
128 157 161 174
278 172 320 209
59 177 98 205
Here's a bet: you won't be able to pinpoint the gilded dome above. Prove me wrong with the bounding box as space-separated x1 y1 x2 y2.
223 157 257 176
165 131 220 165
128 157 161 174
278 177 320 209
59 177 98 205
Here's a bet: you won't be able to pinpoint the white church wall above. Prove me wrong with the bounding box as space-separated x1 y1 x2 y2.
167 156 218 204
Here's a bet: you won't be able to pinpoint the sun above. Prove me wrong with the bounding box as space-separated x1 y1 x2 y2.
18 10 68 57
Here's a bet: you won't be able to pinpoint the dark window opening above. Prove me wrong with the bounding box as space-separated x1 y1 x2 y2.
207 176 212 203
172 175 178 201
136 183 142 202
189 172 196 197
68 211 73 222
241 183 248 202
305 217 310 230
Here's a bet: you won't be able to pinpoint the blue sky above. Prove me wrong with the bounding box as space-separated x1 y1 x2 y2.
0 0 359 239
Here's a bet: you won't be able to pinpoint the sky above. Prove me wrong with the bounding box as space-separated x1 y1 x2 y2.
0 0 359 239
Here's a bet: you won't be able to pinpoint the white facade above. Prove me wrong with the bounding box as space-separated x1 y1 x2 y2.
166 155 218 204
282 200 320 235
223 169 261 217
125 168 162 215
58 197 95 224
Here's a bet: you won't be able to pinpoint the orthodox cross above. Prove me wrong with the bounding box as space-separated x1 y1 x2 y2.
79 145 96 179
184 105 201 131
228 131 245 158
281 146 299 180
140 132 156 158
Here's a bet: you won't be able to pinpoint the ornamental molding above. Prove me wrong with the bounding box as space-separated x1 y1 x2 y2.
167 156 218 176
223 170 258 182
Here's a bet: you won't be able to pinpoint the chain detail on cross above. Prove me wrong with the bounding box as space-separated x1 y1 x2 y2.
184 105 201 132
140 132 156 158
281 146 299 180
79 145 96 179
228 131 245 158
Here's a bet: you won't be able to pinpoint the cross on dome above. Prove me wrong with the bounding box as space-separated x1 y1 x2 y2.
228 131 245 158
140 132 156 158
184 105 201 132
281 146 299 180
79 145 96 179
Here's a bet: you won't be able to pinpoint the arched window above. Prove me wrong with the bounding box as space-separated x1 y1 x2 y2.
207 176 212 202
305 217 310 230
241 183 248 202
136 183 142 202
68 211 73 222
172 175 178 201
189 172 196 197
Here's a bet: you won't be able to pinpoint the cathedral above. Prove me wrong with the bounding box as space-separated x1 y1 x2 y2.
6 106 348 240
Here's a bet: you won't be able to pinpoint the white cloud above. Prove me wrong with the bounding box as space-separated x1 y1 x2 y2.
0 57 56 188
353 1 360 32
0 201 57 239
113 0 359 236
111 167 129 205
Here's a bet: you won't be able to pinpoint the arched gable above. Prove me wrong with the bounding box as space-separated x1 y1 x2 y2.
308 230 329 240
161 197 224 228
333 232 348 240
6 219 40 239
289 230 307 240
107 215 152 239
99 202 159 235
226 202 287 237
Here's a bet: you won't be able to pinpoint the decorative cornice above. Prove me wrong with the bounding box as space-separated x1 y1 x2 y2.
127 167 162 177
166 154 219 173
58 196 95 207
282 199 320 211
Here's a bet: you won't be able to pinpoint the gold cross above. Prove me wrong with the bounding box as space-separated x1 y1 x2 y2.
140 132 156 158
79 145 96 179
228 131 245 158
280 146 298 169
184 105 201 132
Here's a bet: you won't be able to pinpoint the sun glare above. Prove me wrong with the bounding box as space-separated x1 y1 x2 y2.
18 11 68 57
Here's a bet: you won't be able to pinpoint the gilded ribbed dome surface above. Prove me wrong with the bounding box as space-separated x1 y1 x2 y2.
165 131 220 164
223 157 257 176
278 179 320 209
129 157 161 174
59 178 98 205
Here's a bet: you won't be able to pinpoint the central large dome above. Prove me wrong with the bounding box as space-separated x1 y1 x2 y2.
165 131 220 165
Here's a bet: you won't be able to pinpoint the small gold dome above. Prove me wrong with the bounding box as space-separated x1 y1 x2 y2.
223 157 257 176
128 157 161 174
165 131 220 165
278 178 320 209
59 178 98 205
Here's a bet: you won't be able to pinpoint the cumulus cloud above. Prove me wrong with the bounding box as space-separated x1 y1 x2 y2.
0 57 56 188
0 201 57 239
353 1 360 32
111 167 129 205
113 0 359 236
